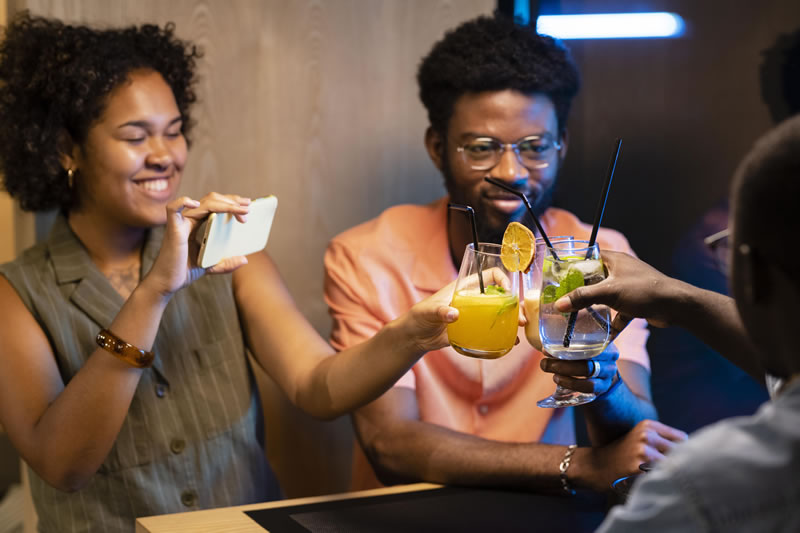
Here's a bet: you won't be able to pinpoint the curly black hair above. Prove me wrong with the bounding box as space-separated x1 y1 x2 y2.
0 12 202 212
417 14 580 138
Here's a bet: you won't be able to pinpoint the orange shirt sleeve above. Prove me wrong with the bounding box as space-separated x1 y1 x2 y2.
323 238 417 389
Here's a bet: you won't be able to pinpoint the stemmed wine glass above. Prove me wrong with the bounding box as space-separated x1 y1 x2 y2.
535 240 611 407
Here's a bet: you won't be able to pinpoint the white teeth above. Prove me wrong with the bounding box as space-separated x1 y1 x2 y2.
139 179 168 192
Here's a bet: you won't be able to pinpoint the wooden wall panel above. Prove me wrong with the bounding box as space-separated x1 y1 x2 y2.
16 0 492 335
8 0 494 498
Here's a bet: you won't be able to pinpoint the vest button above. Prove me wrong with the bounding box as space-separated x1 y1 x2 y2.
155 383 168 398
170 439 186 454
180 490 197 507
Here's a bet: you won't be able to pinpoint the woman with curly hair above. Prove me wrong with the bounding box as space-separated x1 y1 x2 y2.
0 13 459 532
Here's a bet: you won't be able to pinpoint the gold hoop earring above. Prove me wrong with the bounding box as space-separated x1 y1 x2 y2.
67 168 75 189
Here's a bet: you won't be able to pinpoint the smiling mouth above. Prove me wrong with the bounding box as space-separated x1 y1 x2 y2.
486 193 523 202
134 177 170 193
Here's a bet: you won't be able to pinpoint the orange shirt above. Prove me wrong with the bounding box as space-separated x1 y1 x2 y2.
324 197 650 490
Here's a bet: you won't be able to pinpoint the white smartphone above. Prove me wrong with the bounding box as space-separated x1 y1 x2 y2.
196 195 278 268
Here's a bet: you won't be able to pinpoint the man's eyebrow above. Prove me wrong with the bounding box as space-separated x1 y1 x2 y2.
117 116 183 129
458 131 553 141
459 132 497 140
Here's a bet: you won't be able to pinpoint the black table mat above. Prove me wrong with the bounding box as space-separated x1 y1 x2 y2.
245 486 607 532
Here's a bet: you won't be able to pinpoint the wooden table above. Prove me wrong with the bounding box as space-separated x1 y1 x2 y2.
136 482 608 533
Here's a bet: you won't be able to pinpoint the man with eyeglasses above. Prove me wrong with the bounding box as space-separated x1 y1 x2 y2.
561 115 800 531
324 14 686 495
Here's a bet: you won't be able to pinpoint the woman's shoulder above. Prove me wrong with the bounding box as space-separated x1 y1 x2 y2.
0 240 51 282
0 241 55 324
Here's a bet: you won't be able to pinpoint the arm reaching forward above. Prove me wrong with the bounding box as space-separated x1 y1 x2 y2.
554 251 764 383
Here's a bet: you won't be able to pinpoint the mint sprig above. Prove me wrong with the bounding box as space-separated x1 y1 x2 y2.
491 295 519 328
541 268 585 304
484 285 507 295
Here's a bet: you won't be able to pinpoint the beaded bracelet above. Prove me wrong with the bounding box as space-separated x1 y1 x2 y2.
96 329 155 369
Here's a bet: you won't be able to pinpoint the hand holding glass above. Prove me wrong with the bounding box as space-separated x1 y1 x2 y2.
447 243 519 359
536 241 611 407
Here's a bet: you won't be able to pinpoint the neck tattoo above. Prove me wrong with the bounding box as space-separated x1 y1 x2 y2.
106 262 140 299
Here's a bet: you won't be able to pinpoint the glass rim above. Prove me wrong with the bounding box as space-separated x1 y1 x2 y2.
465 242 503 256
465 237 578 256
536 235 573 243
547 239 596 247
545 240 601 255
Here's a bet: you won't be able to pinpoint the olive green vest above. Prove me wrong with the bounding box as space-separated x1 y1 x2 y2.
0 217 280 532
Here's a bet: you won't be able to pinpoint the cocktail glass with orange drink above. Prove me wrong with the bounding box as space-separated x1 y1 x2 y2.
447 222 537 359
447 242 520 359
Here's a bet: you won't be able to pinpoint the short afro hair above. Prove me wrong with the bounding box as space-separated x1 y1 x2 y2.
417 14 580 138
731 114 800 276
759 27 800 124
0 12 201 212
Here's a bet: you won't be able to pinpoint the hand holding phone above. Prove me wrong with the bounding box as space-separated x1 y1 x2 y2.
196 196 278 268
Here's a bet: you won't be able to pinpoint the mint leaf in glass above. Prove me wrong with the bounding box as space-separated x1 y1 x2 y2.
564 269 585 293
491 296 518 328
541 284 558 304
485 285 507 295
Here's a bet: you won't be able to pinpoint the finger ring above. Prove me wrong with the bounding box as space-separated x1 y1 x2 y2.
588 360 601 378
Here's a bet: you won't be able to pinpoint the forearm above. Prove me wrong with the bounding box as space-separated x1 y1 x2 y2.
582 378 657 446
298 315 425 419
672 285 763 382
28 284 170 491
360 418 568 492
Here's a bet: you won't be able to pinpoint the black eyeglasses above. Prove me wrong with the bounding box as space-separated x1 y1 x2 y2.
456 134 562 171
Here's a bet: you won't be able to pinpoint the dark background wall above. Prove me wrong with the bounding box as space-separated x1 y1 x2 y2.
538 0 800 431
549 0 798 271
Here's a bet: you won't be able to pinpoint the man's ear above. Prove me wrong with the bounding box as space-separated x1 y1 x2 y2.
738 243 767 305
57 130 79 172
424 127 445 172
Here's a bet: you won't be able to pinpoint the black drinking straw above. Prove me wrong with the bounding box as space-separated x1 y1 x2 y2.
563 138 622 347
483 177 559 260
448 203 485 294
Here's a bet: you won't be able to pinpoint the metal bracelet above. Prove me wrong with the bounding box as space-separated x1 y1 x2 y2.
559 444 577 495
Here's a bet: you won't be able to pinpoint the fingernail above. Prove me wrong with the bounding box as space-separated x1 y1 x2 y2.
446 309 457 321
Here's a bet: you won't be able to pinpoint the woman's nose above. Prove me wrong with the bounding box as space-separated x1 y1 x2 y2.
145 138 172 169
